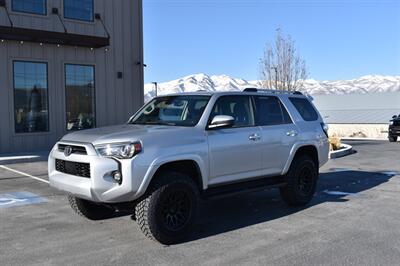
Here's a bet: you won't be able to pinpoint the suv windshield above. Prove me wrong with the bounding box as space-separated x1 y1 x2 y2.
129 95 210 126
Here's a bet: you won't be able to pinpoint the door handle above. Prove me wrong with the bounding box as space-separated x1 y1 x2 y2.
286 130 298 137
249 133 261 141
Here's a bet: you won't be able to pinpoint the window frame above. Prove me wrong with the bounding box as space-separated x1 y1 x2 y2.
253 95 293 126
207 95 257 130
11 0 47 16
63 0 94 22
12 60 50 134
64 63 96 131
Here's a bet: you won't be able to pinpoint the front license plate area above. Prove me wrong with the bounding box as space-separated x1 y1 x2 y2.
64 161 76 174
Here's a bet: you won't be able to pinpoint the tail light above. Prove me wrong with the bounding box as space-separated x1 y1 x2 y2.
321 123 329 138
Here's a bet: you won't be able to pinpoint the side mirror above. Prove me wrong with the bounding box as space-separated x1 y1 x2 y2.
393 115 398 119
208 115 235 129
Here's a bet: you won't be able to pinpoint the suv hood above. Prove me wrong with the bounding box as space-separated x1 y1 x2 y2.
61 124 189 145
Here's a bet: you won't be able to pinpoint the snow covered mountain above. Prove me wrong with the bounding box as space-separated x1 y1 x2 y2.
303 75 400 95
144 74 400 102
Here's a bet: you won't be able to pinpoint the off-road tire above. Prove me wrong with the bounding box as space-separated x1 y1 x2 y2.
68 195 115 220
280 155 318 207
389 136 397 142
135 172 199 245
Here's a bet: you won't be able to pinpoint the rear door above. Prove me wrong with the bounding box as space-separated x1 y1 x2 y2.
255 96 298 175
207 95 262 185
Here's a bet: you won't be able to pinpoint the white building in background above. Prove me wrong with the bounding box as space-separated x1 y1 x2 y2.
313 92 400 139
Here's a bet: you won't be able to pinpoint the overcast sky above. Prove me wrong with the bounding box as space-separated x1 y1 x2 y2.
143 0 400 83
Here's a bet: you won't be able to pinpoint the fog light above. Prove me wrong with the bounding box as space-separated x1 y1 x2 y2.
112 171 122 184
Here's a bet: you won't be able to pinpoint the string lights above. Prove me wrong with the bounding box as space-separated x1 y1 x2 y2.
0 39 110 52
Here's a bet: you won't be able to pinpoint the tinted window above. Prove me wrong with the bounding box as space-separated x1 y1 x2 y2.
13 61 49 133
12 0 46 15
256 96 292 126
64 0 94 21
211 96 254 127
65 64 96 131
289 97 318 121
130 96 210 127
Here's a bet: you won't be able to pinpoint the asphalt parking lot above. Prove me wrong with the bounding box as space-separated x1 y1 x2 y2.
1 140 399 265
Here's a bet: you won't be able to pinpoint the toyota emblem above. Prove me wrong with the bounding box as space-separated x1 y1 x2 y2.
64 146 73 157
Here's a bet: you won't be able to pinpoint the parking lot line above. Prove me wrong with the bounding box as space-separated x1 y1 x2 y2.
0 155 41 162
0 165 49 184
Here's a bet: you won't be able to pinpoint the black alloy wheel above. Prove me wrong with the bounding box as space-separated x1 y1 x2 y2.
160 189 191 231
297 166 314 197
135 172 199 245
280 155 318 206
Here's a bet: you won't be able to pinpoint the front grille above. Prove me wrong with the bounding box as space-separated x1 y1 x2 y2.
58 144 87 155
393 120 400 127
55 159 90 178
390 126 400 134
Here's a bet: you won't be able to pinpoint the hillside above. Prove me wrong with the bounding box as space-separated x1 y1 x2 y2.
144 74 400 101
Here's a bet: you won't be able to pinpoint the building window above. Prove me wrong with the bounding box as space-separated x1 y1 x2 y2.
64 0 94 22
65 64 96 131
12 0 47 15
13 61 49 133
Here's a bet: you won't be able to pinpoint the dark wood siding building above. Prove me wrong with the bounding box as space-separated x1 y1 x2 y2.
0 0 144 153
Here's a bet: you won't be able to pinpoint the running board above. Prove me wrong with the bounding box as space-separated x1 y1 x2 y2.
202 176 286 200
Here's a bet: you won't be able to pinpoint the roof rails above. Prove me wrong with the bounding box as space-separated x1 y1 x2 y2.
243 88 303 95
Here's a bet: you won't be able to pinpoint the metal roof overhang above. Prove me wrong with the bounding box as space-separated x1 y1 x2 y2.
0 25 109 48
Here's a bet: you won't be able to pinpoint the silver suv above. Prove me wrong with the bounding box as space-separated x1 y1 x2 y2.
49 89 329 244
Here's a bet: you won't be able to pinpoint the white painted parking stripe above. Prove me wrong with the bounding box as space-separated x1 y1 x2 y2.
323 190 356 196
0 155 40 162
0 165 49 184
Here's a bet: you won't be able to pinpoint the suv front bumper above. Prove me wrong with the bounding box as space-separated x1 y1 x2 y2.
48 141 148 203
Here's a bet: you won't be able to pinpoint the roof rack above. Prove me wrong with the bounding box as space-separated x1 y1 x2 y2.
243 88 303 95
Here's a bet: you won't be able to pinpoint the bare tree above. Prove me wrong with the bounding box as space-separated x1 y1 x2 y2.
259 29 308 91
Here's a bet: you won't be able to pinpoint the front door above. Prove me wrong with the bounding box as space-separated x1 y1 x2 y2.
207 95 262 186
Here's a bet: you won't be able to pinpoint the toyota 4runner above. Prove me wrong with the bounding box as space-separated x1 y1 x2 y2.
49 89 329 244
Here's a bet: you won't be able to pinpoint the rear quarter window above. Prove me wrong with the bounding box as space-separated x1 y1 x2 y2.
255 96 292 126
289 97 319 121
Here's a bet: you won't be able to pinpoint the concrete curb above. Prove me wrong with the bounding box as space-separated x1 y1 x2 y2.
341 137 386 141
330 144 353 159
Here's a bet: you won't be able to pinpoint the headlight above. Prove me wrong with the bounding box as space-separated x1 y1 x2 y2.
95 142 142 159
389 121 394 126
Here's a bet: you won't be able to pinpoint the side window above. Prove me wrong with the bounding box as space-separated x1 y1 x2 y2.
64 0 94 22
211 96 255 127
13 61 49 133
65 64 96 131
282 105 292 124
12 0 47 15
289 97 318 121
256 96 292 126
